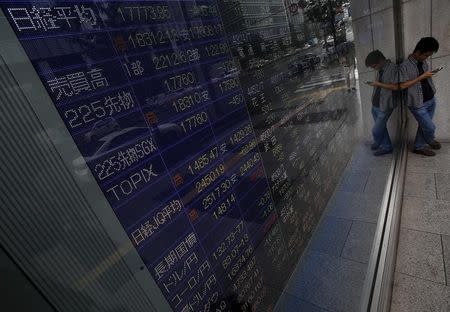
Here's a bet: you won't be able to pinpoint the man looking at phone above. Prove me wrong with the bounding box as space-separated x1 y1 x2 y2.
365 50 399 156
400 37 441 156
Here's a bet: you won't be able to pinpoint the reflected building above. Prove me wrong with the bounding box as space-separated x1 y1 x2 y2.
218 0 290 62
285 0 307 43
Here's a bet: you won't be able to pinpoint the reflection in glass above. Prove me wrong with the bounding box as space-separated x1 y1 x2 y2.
0 0 364 311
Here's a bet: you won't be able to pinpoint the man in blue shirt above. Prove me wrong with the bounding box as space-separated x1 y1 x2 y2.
365 50 399 156
400 37 441 156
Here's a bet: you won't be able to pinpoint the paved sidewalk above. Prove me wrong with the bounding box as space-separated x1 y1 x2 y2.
276 142 392 312
390 143 450 312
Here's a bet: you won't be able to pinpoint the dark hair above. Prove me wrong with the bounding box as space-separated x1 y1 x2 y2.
365 50 386 67
414 37 439 54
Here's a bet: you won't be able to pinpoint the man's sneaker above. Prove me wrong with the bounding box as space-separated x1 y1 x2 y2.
374 149 393 156
429 140 441 150
371 143 379 151
413 148 436 156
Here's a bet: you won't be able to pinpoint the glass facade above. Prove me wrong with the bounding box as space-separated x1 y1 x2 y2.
5 0 442 311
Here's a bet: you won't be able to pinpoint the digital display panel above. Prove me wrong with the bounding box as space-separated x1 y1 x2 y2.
1 1 357 310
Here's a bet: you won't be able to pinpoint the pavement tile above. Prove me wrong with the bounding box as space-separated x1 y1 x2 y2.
435 173 450 200
403 171 436 199
326 191 381 223
308 216 352 257
390 273 450 312
396 228 445 284
442 235 450 285
364 167 391 196
275 292 327 312
342 221 377 264
338 170 370 193
285 251 366 312
401 196 450 236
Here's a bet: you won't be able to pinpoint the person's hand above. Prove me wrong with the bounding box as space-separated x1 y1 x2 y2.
371 81 381 87
420 71 434 80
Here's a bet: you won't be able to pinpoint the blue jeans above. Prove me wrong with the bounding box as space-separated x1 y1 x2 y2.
371 106 393 151
410 97 437 150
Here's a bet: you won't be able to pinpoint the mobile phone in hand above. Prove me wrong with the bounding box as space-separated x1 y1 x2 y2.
431 66 444 74
365 81 373 85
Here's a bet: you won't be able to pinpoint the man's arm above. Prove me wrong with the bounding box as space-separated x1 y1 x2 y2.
370 81 400 90
399 71 434 89
369 64 401 90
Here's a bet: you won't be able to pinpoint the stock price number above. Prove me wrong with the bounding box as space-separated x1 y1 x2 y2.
127 29 182 48
227 93 244 107
212 221 244 262
117 5 171 22
187 145 225 175
195 163 225 194
212 193 236 220
172 90 210 113
223 234 249 270
229 124 253 145
204 42 229 57
164 71 196 92
240 153 261 176
227 245 254 281
180 111 209 134
219 77 239 94
202 174 238 210
153 48 200 70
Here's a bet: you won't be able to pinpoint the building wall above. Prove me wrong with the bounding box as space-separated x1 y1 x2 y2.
402 0 450 141
350 0 397 142
0 248 54 312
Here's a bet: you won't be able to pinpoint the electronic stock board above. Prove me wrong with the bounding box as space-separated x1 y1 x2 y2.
0 1 355 310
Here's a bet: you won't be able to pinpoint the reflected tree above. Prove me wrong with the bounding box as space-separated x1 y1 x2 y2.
304 0 345 48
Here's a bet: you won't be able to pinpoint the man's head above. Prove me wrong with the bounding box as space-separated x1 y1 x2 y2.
413 37 439 61
365 50 386 70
